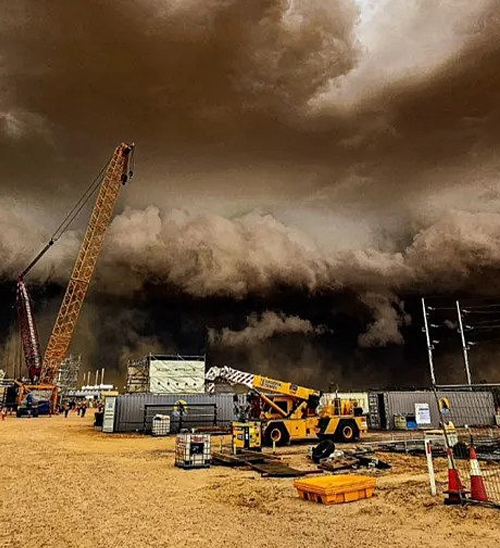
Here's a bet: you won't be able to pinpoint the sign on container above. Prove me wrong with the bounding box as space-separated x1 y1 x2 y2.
102 396 117 433
415 403 431 426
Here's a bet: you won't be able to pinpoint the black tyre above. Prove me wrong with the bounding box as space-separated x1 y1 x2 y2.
336 420 359 442
311 439 336 463
263 422 290 446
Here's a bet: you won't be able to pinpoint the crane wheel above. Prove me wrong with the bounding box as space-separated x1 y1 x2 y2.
263 422 290 446
336 420 359 443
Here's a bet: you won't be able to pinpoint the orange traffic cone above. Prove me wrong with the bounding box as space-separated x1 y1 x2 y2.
469 445 488 502
444 448 467 505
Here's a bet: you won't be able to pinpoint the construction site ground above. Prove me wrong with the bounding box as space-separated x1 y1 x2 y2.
1 414 499 548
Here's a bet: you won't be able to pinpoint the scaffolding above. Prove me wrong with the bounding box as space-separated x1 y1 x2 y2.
55 354 81 397
126 357 149 393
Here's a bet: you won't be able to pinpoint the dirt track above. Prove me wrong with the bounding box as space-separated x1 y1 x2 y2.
1 414 499 548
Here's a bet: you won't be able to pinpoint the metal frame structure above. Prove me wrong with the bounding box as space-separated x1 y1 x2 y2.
55 354 82 397
41 143 134 384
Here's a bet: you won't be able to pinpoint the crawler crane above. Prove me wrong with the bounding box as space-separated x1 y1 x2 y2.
16 143 135 413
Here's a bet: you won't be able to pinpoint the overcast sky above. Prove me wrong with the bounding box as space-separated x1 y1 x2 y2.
2 1 500 384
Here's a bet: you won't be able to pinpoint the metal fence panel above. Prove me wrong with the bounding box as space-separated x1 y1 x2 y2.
431 386 500 507
113 393 244 433
143 403 218 434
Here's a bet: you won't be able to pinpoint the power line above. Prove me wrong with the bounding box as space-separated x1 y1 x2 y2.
463 309 500 315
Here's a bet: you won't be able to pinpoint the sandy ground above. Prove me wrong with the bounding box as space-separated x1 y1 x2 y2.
1 414 499 548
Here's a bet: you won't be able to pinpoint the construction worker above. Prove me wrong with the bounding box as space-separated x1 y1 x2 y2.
174 400 188 416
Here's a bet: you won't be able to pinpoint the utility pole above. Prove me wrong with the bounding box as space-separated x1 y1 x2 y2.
455 300 472 386
421 298 437 385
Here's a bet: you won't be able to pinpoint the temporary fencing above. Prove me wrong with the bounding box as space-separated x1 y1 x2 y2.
110 393 245 433
432 385 500 507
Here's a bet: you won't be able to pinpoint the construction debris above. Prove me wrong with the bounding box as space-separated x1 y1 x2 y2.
318 457 360 472
211 451 268 467
212 449 316 477
310 443 391 472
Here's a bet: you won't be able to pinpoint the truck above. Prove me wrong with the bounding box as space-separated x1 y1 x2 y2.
205 366 368 446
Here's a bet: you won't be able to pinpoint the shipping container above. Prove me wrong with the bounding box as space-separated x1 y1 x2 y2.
367 390 496 430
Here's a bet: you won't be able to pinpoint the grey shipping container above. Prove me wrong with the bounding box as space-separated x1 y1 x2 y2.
368 390 496 430
111 393 245 433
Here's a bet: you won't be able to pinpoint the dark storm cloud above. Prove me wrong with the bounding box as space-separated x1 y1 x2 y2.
0 1 359 163
2 1 500 385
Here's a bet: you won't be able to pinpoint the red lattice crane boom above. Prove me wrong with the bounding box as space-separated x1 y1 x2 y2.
16 279 43 382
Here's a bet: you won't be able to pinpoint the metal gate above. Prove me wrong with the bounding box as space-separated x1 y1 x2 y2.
143 403 218 434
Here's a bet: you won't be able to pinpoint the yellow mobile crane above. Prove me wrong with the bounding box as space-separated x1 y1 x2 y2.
16 143 134 413
205 366 368 446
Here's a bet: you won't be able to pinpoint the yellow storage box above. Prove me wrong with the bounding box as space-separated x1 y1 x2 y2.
294 475 376 505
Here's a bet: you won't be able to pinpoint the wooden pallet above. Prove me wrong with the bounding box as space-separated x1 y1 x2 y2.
247 462 319 478
211 451 267 466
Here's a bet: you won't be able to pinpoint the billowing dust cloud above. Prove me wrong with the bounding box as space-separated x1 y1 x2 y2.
2 1 500 385
209 311 327 346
